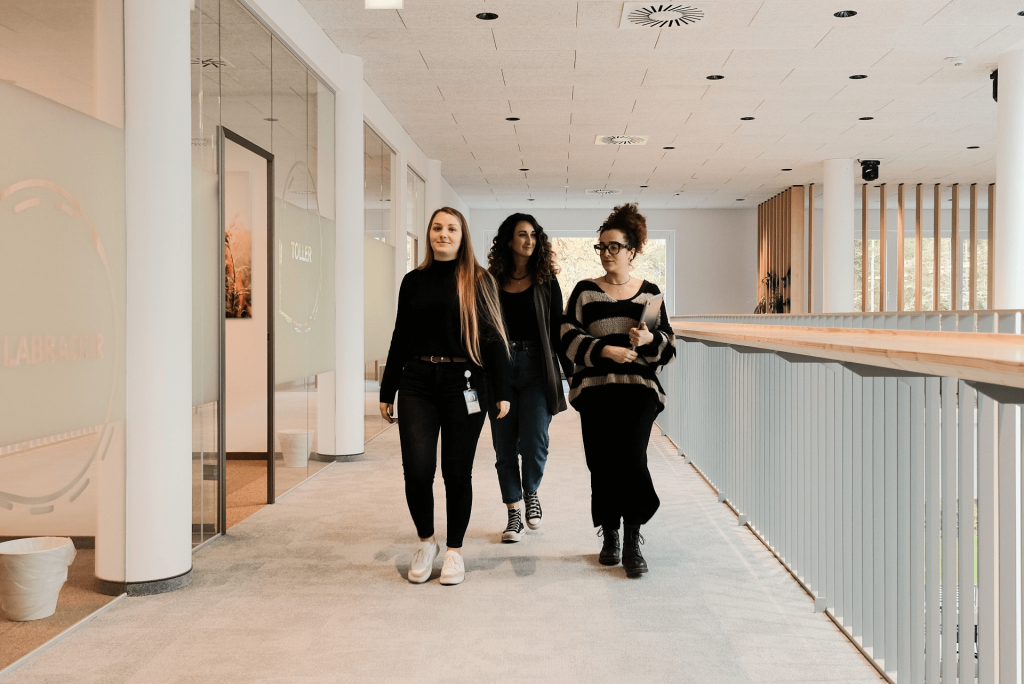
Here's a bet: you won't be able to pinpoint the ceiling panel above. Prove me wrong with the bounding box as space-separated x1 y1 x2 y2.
306 0 1003 208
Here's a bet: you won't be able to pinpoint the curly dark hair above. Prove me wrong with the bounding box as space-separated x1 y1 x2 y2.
487 213 560 285
598 203 648 255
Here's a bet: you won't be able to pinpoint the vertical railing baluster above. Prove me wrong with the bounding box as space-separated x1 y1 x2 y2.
853 371 865 640
897 379 912 680
941 376 958 684
843 367 855 628
976 382 998 684
874 376 887 663
885 375 899 675
827 366 838 615
959 381 977 683
910 377 926 684
997 400 1021 684
926 375 942 682
864 374 876 652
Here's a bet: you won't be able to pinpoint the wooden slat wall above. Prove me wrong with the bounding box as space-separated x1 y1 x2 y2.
807 183 815 313
951 183 960 310
970 183 978 310
897 183 905 312
766 181 994 313
915 184 923 311
756 186 806 314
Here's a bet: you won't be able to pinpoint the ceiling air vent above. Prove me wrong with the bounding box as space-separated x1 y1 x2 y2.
585 189 622 196
595 135 648 146
620 3 704 28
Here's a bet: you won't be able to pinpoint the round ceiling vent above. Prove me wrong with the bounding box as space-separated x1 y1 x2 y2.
585 189 622 195
595 135 649 146
623 3 704 28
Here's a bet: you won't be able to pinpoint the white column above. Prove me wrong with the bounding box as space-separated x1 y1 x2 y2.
822 159 855 313
995 41 1024 309
319 54 364 457
122 0 192 586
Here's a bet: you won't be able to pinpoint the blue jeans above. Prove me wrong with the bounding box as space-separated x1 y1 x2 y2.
488 341 553 504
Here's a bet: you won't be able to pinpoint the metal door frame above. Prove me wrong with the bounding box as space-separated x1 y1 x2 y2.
218 126 276 534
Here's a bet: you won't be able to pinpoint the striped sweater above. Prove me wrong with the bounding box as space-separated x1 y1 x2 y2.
560 279 676 410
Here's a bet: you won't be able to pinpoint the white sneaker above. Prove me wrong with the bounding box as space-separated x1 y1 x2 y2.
408 540 439 584
439 549 466 585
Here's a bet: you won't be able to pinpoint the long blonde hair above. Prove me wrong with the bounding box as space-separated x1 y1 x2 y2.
419 207 510 366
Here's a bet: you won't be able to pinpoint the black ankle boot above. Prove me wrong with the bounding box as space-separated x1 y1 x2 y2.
623 524 648 577
598 525 620 566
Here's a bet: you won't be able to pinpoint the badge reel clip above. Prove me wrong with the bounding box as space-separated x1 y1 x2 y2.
463 370 481 415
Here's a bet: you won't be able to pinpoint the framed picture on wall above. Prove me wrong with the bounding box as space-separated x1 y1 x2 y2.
225 170 252 318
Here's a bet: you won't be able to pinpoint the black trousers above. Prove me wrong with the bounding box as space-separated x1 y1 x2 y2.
578 384 661 528
397 359 488 548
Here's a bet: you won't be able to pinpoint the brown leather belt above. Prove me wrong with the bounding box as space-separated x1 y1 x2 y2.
419 355 468 363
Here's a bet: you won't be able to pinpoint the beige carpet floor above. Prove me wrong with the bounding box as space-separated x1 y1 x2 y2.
0 549 116 671
2 410 882 684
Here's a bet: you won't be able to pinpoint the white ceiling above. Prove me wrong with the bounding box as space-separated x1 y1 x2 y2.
300 0 1020 209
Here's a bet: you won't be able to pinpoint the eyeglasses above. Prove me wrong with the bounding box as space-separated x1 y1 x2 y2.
593 241 628 255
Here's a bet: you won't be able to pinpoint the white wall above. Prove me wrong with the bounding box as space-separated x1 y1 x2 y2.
471 208 757 316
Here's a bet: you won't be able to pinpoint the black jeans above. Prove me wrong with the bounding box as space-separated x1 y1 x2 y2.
397 359 488 548
578 384 661 528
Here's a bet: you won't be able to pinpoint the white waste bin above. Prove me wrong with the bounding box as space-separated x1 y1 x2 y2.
278 429 314 468
0 537 76 621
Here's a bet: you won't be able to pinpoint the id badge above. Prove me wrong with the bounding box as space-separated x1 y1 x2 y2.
464 389 481 415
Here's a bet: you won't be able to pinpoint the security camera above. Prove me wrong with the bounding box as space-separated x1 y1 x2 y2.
860 160 880 182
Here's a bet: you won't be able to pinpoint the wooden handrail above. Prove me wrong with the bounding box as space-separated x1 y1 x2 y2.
671 321 1024 389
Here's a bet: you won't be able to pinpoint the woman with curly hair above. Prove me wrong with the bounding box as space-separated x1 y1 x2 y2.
560 203 675 578
486 213 572 543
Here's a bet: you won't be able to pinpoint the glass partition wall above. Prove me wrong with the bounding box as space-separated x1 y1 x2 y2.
0 0 127 665
363 126 396 441
192 0 336 532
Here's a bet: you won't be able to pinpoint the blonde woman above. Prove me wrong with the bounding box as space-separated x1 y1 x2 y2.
380 207 511 586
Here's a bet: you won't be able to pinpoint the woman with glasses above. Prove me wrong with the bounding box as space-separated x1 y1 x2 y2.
560 203 675 578
486 214 572 543
380 207 511 586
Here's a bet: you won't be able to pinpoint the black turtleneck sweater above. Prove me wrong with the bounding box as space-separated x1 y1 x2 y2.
380 259 512 404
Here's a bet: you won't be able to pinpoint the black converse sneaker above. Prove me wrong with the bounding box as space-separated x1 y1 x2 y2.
502 507 525 543
524 490 543 530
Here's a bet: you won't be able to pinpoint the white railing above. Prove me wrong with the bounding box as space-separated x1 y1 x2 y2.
659 311 1024 684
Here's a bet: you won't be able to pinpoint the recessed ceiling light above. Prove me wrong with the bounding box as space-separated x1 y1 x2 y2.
640 185 648 187
859 116 874 120
1019 10 1024 16
663 146 675 149
674 193 683 196
850 74 868 79
528 198 535 201
476 12 498 20
736 198 746 201
967 145 980 149
519 168 529 171
366 0 402 7
740 116 755 120
781 168 792 171
506 117 520 121
834 10 857 17
264 117 278 121
706 74 724 80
